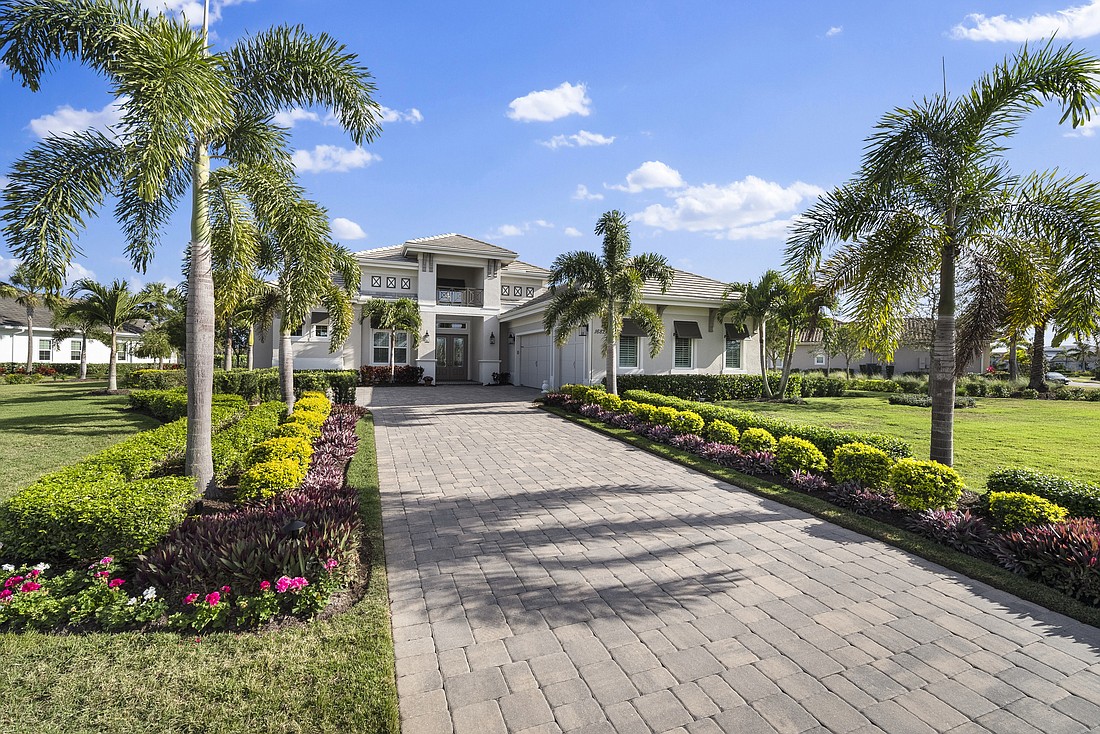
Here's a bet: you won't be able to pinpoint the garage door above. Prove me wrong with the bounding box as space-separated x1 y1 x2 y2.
558 334 585 387
517 333 552 388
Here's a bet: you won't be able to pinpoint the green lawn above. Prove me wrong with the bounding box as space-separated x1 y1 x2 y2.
0 381 160 500
0 398 399 733
721 393 1100 489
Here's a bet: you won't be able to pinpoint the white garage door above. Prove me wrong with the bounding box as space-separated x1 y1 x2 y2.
518 333 552 388
558 335 585 387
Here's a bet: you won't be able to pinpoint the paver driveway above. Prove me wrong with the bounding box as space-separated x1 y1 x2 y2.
365 386 1100 734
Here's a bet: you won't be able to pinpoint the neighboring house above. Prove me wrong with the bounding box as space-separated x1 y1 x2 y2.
256 233 761 388
788 318 989 374
0 298 160 368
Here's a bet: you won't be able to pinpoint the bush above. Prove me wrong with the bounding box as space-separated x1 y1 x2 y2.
847 378 901 393
669 410 704 435
1020 388 1039 399
891 376 927 394
127 369 188 390
987 491 1068 530
596 393 623 412
244 436 314 472
828 482 899 516
986 469 1100 520
285 409 326 433
740 428 777 453
622 390 912 459
295 395 332 418
992 519 1100 605
776 436 827 475
128 388 188 421
987 382 1012 398
271 421 318 441
211 402 287 480
651 406 680 427
888 393 977 409
359 364 424 386
614 373 803 401
237 459 309 502
832 443 894 488
798 373 848 398
704 420 740 445
888 458 965 511
907 509 992 558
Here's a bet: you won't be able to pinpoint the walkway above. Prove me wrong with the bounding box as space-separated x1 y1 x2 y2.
365 386 1100 734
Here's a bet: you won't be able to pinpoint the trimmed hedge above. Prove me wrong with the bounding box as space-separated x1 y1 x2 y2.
987 469 1100 520
128 390 248 422
125 369 188 390
615 373 804 401
987 491 1068 531
889 458 964 512
847 378 902 393
622 389 912 459
211 401 287 480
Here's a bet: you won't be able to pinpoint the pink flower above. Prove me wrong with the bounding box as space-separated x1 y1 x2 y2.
100 557 113 565
220 585 231 595
4 576 22 588
184 593 199 605
323 558 338 571
205 591 220 606
95 571 109 579
108 578 124 588
288 577 309 592
20 581 41 593
0 589 12 600
29 569 40 578
259 581 271 592
275 576 291 594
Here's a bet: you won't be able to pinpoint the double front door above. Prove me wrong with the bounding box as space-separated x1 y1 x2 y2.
436 334 467 381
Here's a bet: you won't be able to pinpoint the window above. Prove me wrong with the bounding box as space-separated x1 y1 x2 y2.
501 285 510 296
513 285 523 296
386 276 397 289
70 339 81 361
371 275 382 288
526 286 535 298
373 332 409 364
400 278 411 290
289 323 303 337
725 339 742 369
674 337 693 369
117 341 128 360
814 354 826 366
38 338 52 362
619 336 639 368
314 323 329 338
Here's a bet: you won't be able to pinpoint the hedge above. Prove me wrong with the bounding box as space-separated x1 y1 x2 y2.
986 469 1100 521
129 390 248 422
614 373 805 401
622 389 912 459
211 401 288 481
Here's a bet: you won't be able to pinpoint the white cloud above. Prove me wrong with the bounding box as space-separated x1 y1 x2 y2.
1065 111 1100 136
28 99 125 139
632 175 824 240
609 161 685 193
0 177 8 189
331 217 367 240
564 227 583 238
507 82 591 122
491 224 525 237
951 1 1100 41
66 262 97 285
380 106 424 124
533 219 553 228
292 145 380 173
826 26 843 37
272 108 321 128
0 256 16 279
138 0 255 26
539 130 615 149
573 184 604 201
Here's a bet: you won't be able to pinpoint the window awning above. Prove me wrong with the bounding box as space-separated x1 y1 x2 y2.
724 323 750 340
674 320 702 339
621 319 647 337
310 312 329 324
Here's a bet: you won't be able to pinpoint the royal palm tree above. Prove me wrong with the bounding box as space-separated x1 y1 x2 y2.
716 270 787 398
785 41 1100 465
0 0 380 489
361 298 422 383
62 278 150 390
0 264 59 372
543 211 674 395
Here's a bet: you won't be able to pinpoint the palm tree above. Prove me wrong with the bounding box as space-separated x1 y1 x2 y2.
772 281 833 397
51 300 110 380
785 41 1100 466
0 0 380 490
62 279 150 390
134 283 183 368
361 298 422 383
716 270 787 398
543 211 674 395
0 264 60 373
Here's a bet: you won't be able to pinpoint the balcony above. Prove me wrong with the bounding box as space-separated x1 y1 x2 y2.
437 288 484 307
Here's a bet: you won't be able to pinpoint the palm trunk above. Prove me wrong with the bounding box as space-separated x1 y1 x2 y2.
389 329 396 383
1008 335 1018 382
79 333 88 380
929 236 957 466
247 327 254 370
1029 321 1048 391
778 324 796 398
108 329 118 391
280 327 296 412
25 308 33 374
606 302 618 395
185 137 216 492
759 319 773 398
224 323 233 371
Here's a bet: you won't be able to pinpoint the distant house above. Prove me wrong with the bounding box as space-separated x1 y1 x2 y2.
787 318 989 375
0 298 160 368
255 233 761 388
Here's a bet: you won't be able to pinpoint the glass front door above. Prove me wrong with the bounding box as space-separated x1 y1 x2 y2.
436 334 467 381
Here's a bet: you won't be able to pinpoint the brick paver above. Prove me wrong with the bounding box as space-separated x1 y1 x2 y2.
365 386 1100 733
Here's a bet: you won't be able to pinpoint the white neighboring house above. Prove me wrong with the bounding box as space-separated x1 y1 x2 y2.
0 298 160 369
255 233 762 388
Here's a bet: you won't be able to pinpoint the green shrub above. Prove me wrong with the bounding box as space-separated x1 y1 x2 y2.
622 390 912 459
888 458 964 511
127 369 187 390
128 388 188 421
596 393 623 412
892 376 927 394
630 402 658 423
888 393 977 409
987 491 1068 530
211 401 287 480
847 378 901 393
271 421 318 441
798 373 848 398
1020 388 1039 399
833 443 893 488
669 410 705 435
776 436 827 474
704 420 740 445
237 459 308 502
285 409 325 432
620 400 642 414
986 469 1100 520
244 436 313 471
987 382 1012 398
295 395 332 418
615 373 803 401
740 428 777 453
650 406 679 427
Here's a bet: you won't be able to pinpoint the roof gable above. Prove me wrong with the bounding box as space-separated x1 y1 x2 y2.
402 233 518 260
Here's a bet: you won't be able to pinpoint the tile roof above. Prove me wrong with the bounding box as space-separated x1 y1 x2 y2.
354 245 414 263
403 233 518 259
798 317 936 346
0 298 147 334
643 268 730 302
501 260 550 277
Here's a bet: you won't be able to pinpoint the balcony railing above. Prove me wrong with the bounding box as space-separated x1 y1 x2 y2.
437 288 484 307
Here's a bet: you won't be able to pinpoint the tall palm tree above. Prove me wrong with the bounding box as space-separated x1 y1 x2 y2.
716 270 787 398
62 279 150 390
361 298 422 383
785 41 1100 466
0 0 380 490
0 264 59 373
51 299 110 380
772 281 833 397
543 211 674 395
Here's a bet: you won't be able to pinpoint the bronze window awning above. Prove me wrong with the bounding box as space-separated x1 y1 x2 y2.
621 319 647 337
724 323 750 340
674 320 702 339
310 312 329 324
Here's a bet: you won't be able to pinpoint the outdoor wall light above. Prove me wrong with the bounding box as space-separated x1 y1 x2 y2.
423 330 430 343
282 519 306 538
489 331 496 345
579 326 589 337
508 333 515 345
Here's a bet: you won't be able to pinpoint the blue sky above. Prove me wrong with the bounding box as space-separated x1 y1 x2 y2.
3 1 1100 288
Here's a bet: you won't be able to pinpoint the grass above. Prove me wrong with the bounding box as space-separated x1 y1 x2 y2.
0 381 160 500
545 405 1100 629
717 393 1100 489
0 414 400 734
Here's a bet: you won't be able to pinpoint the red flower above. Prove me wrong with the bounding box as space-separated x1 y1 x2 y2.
4 576 23 588
19 581 41 593
108 578 125 588
205 591 221 606
259 580 271 592
184 593 199 605
0 589 12 600
220 585 231 595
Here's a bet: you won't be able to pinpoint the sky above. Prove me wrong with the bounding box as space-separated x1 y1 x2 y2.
3 0 1100 289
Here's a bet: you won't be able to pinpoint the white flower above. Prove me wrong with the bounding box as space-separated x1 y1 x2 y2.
1 564 13 572
33 563 50 572
142 586 157 601
127 597 138 606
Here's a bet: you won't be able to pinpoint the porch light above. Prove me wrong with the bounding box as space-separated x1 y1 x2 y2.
508 333 515 345
423 330 430 343
579 326 588 337
490 331 496 345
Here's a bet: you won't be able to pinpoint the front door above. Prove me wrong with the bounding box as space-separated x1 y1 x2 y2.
436 334 467 381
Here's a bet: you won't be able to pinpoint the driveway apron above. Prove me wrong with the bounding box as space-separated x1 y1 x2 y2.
364 386 1100 734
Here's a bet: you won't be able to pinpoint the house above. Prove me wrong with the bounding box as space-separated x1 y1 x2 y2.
787 318 989 375
256 233 761 388
0 298 160 368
